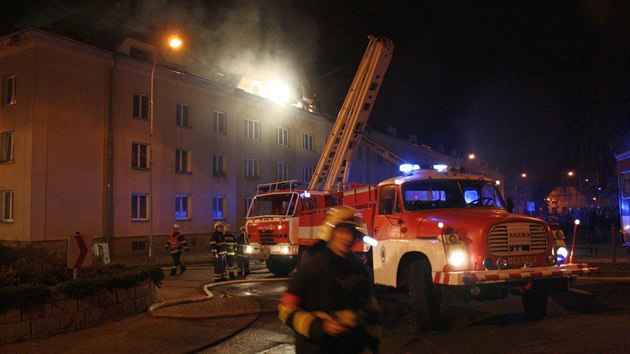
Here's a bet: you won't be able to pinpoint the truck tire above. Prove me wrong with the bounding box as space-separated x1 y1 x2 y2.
266 255 296 277
522 281 548 321
408 258 443 330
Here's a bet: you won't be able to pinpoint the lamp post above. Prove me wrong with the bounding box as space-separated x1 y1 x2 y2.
148 36 182 262
514 173 526 213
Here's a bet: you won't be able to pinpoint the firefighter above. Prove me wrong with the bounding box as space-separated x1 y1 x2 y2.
224 224 238 279
236 226 250 276
164 224 188 276
278 206 380 354
210 221 227 282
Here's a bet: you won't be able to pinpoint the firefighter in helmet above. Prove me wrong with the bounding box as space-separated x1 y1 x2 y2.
210 221 228 282
164 224 188 276
223 224 238 279
278 206 380 353
236 225 250 276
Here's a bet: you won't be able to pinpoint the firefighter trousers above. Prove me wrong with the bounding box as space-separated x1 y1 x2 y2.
237 254 250 275
213 254 227 281
226 254 237 278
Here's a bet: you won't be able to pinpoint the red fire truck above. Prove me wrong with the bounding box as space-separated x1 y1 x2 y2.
245 35 598 327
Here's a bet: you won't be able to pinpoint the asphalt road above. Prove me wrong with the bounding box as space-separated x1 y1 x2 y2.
199 276 630 354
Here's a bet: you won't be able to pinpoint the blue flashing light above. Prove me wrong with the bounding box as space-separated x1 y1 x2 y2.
433 164 448 173
399 163 420 174
556 254 566 265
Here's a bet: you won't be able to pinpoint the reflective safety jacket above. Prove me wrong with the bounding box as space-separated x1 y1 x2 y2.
278 242 380 354
236 232 249 255
165 232 188 254
224 232 236 256
210 231 227 255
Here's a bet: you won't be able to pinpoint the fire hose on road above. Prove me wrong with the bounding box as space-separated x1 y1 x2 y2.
148 275 290 319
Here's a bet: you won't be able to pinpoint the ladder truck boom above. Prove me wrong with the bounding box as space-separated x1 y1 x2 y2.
308 35 395 191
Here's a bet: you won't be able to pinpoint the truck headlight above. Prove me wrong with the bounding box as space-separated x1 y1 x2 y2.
448 250 467 268
245 245 254 254
281 246 290 254
556 246 568 259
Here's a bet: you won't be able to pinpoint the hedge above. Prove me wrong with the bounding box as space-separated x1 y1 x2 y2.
0 245 164 313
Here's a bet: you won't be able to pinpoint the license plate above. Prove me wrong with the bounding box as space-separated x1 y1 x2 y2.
507 255 536 265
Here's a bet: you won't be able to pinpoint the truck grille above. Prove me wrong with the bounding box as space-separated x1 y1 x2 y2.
259 234 277 245
488 222 548 256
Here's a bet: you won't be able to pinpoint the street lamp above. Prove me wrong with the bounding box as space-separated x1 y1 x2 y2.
148 36 182 262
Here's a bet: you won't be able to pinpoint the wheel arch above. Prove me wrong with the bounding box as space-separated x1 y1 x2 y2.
397 251 431 290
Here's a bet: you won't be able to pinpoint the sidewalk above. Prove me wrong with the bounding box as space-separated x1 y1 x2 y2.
1 246 628 354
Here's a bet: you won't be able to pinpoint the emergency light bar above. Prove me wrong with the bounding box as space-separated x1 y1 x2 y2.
399 163 420 174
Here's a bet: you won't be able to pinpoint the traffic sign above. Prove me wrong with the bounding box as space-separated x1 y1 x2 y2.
68 232 93 269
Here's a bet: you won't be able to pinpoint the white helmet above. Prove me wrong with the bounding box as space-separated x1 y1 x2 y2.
319 206 367 242
214 221 223 230
172 224 180 231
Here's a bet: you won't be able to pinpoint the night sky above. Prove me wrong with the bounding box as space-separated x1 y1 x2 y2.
2 1 630 199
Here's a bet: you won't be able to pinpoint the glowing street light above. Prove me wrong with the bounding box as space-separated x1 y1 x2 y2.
468 153 475 160
567 171 574 177
148 35 183 262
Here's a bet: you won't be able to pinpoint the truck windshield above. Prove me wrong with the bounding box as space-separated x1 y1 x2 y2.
402 180 505 211
247 193 298 217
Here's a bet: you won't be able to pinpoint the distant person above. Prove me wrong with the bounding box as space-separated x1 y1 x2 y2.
224 224 238 279
505 197 514 213
210 222 228 282
164 224 188 276
278 206 380 353
236 226 250 276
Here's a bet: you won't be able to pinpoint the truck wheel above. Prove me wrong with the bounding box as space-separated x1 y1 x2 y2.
522 281 548 321
266 256 296 277
408 258 443 330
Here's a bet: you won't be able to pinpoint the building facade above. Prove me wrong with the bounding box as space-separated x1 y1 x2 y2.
0 28 503 257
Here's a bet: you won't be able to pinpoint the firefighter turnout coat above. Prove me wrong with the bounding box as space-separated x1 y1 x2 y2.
278 242 380 353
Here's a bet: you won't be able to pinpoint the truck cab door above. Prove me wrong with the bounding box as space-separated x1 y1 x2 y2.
373 184 402 240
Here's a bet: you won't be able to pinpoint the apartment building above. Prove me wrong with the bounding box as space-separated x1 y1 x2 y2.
0 28 502 257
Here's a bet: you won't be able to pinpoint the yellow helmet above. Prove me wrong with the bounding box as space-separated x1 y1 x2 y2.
214 221 223 230
319 206 367 242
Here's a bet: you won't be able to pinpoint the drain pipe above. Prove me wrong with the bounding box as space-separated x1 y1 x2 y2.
105 53 118 249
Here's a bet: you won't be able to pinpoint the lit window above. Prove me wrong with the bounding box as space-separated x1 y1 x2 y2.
176 149 191 174
131 193 148 220
303 133 313 151
245 119 260 140
302 166 314 183
245 158 259 179
2 75 17 106
212 154 226 177
176 103 190 127
213 111 225 133
276 162 288 181
1 131 14 162
131 142 148 169
1 190 14 222
175 194 191 220
133 93 149 120
276 127 289 146
213 196 225 219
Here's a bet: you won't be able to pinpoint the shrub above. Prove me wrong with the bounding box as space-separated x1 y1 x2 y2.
0 245 164 312
0 244 70 287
